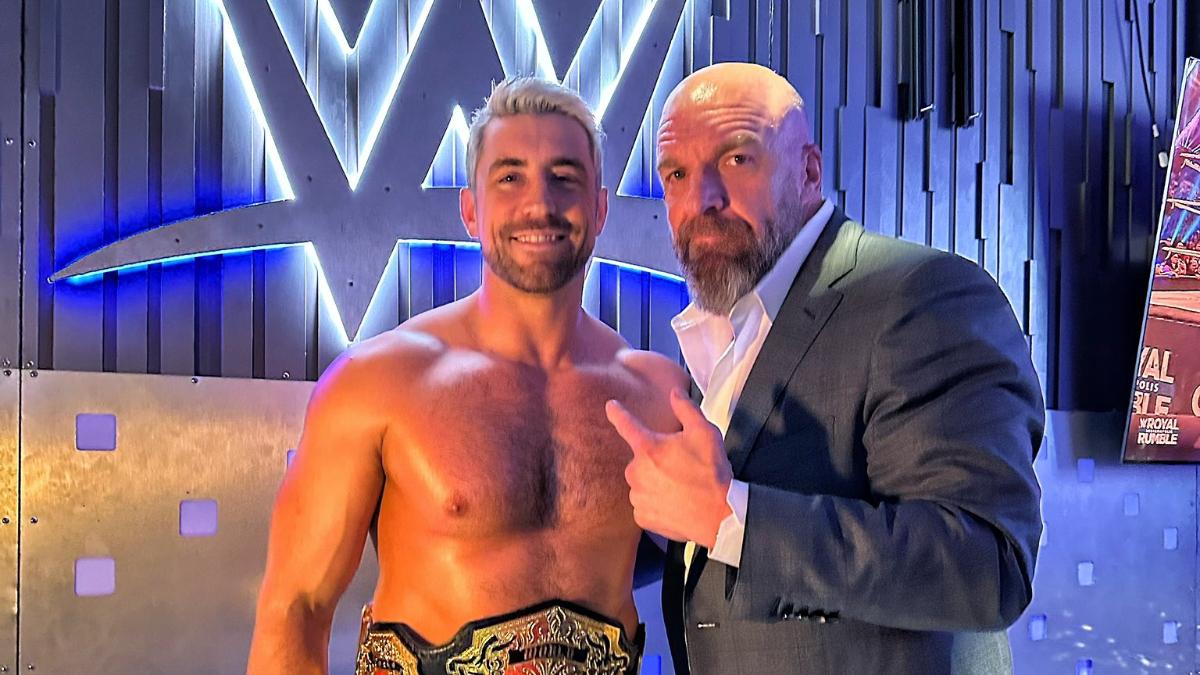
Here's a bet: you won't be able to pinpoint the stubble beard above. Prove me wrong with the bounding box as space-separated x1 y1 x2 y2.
483 215 593 294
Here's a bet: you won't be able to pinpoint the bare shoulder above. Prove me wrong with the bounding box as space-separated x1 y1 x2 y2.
312 321 446 412
616 347 690 397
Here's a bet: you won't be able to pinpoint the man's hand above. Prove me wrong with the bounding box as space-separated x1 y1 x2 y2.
605 389 733 548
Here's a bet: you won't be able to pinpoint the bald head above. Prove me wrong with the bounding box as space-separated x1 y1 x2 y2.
661 63 812 150
654 63 825 314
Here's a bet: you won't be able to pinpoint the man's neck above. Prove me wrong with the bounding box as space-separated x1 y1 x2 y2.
470 271 589 370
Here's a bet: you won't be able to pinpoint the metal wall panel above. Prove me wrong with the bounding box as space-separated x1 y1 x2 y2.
1010 411 1199 673
0 374 17 673
17 371 378 673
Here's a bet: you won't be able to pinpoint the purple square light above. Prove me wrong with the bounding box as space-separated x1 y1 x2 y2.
75 413 117 451
179 499 219 537
286 449 296 469
75 557 115 597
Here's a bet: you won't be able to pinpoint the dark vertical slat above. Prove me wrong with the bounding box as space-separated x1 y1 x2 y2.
396 242 413 324
115 0 152 373
432 244 456 309
159 0 198 375
193 0 224 376
838 1 868 218
862 106 898 235
220 252 254 378
219 20 262 376
597 263 619 331
408 244 436 316
926 0 953 253
876 0 897 115
51 0 107 371
817 0 841 206
454 246 483 300
263 247 310 380
952 123 981 262
0 0 23 369
975 0 1002 277
647 275 683 362
21 0 48 369
617 268 647 348
898 117 926 244
711 1 748 63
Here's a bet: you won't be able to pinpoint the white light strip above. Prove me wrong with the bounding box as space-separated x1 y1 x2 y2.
516 0 559 80
215 0 296 199
594 0 658 120
353 0 436 190
304 242 353 346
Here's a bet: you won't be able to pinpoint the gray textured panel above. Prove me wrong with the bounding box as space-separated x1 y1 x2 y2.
19 0 47 369
51 0 107 372
0 0 21 369
1009 411 1199 673
18 371 377 674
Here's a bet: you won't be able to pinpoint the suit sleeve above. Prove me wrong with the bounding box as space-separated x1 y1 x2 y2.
729 253 1044 632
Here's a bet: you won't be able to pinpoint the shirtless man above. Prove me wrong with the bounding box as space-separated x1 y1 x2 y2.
246 77 687 674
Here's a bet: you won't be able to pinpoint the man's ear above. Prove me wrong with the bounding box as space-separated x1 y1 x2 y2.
801 143 823 196
460 186 479 239
595 186 610 238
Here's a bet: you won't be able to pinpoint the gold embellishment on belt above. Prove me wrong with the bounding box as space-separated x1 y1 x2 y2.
355 604 634 675
446 604 632 675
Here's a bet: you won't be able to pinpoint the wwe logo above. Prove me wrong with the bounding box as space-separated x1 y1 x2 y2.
53 0 701 341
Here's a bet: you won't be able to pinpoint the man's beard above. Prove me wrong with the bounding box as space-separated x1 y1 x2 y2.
672 206 796 315
484 214 593 294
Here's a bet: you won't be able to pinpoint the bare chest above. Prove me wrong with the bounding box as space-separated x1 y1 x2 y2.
385 363 643 536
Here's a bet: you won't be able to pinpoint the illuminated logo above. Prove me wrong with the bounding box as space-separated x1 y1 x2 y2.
52 0 706 342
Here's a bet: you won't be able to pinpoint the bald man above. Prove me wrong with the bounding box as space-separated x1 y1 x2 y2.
605 63 1044 674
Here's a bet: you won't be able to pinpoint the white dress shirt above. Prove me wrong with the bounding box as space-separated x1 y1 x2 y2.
671 199 834 568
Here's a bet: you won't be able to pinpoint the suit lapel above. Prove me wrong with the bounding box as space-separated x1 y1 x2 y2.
724 212 862 477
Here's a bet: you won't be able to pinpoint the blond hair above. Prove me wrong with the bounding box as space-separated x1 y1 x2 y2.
466 77 603 188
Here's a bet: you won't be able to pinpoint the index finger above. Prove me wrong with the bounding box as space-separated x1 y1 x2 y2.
605 399 661 453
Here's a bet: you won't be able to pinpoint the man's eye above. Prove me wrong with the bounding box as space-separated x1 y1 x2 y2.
730 153 750 166
498 174 517 183
667 169 685 182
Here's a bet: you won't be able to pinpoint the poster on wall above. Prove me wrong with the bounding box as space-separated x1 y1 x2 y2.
1124 57 1200 462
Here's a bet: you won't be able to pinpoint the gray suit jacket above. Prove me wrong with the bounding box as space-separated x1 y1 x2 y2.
662 211 1044 675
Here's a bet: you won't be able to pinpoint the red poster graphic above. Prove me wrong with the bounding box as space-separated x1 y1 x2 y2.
1124 57 1200 462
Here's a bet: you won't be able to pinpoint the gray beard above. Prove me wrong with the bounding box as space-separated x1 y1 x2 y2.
679 219 790 315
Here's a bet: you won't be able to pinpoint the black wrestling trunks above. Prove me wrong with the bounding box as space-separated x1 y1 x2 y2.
355 599 644 674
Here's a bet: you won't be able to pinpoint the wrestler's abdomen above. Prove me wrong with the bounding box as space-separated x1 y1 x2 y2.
369 358 647 644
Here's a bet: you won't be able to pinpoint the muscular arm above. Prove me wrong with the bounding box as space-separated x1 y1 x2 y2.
732 254 1044 631
247 351 387 674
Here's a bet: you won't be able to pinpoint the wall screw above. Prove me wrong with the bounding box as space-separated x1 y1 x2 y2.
26 139 35 148
2 517 9 524
3 137 12 145
28 517 37 524
281 371 291 380
2 359 10 367
190 377 199 384
23 361 32 369
2 370 9 377
28 371 36 378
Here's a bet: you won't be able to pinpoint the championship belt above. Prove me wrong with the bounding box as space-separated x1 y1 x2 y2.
355 600 643 675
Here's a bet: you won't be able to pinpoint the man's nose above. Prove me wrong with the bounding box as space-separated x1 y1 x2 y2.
522 177 557 220
695 166 729 214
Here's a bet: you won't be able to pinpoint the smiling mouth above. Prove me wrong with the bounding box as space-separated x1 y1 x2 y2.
511 233 568 244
